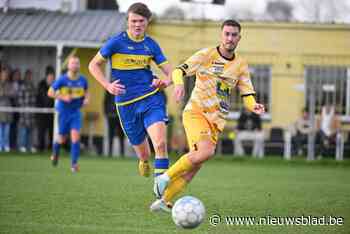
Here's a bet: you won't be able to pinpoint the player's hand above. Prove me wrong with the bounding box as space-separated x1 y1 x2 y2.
253 103 265 115
59 95 72 103
174 84 185 103
151 78 172 89
83 97 89 106
106 80 125 96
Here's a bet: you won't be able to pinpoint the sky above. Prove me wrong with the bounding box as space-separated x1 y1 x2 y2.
118 0 266 20
117 0 350 23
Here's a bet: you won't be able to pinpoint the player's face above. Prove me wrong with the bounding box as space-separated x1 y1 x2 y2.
68 57 80 73
127 12 148 38
221 25 241 53
47 74 55 84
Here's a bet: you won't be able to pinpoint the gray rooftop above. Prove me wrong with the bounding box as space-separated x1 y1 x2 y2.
0 10 126 48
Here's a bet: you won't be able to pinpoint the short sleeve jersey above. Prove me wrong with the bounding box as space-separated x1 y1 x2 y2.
179 47 255 131
99 31 168 105
51 74 88 113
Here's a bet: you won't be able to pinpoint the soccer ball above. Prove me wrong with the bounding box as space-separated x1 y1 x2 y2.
171 196 206 229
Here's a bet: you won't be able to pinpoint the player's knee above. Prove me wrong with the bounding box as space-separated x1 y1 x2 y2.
71 130 80 142
57 135 66 144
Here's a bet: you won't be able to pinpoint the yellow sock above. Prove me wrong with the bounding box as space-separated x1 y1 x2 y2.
166 154 193 179
163 176 187 203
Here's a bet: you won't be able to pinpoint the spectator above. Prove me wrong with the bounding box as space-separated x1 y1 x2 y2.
17 69 37 153
36 66 55 151
9 68 21 150
104 91 125 156
316 104 341 157
234 108 264 157
292 108 314 156
0 66 14 152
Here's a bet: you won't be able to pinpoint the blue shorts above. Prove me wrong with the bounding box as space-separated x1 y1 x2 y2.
116 92 168 145
58 111 82 135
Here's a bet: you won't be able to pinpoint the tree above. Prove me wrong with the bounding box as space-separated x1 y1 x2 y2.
266 0 293 21
88 0 119 10
161 5 186 20
296 0 349 23
229 8 255 21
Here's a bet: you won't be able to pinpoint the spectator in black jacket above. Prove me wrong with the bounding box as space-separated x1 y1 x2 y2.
36 66 55 151
104 91 125 157
234 108 264 157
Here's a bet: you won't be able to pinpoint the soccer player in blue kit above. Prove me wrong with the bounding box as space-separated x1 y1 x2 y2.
89 3 172 181
48 56 89 172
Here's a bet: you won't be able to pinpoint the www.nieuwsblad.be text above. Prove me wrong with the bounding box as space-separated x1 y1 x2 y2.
209 214 344 226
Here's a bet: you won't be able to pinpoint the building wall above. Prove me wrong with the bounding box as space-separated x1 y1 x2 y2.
74 48 105 136
147 21 350 130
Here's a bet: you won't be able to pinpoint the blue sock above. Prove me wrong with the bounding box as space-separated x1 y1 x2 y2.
154 158 169 177
71 142 80 165
53 142 60 156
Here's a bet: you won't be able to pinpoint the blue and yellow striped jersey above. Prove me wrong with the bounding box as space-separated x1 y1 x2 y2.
99 31 168 105
51 74 88 113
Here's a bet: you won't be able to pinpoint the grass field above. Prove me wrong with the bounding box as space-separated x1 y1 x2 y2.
0 153 349 234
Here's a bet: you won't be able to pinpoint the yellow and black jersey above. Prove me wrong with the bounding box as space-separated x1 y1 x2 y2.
179 46 255 131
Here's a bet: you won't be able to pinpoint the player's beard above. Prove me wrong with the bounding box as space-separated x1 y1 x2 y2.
225 43 236 53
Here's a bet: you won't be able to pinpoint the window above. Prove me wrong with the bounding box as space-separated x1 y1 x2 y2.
305 66 349 119
229 65 271 117
184 64 272 119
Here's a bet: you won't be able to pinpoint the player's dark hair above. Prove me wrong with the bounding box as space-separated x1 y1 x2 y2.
127 2 152 20
221 19 241 32
45 65 55 76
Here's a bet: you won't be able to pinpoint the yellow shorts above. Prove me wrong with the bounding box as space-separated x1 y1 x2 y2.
182 110 219 151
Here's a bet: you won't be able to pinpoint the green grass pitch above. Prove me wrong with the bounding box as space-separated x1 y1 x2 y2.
0 153 349 234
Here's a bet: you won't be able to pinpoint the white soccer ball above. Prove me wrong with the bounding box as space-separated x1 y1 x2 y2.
171 196 206 229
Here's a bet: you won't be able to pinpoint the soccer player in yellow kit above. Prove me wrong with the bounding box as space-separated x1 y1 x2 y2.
151 19 265 212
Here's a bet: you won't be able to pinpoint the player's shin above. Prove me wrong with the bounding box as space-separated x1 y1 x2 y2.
166 154 193 180
71 141 80 166
53 142 61 156
163 176 187 203
51 142 61 166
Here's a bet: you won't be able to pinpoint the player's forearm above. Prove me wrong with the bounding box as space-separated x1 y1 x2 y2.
159 63 171 76
47 88 66 101
88 59 109 89
83 92 90 105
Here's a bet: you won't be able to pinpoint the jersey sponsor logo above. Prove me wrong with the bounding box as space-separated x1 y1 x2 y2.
209 65 224 75
199 130 210 136
212 60 225 65
60 87 85 98
216 81 231 115
111 53 152 70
